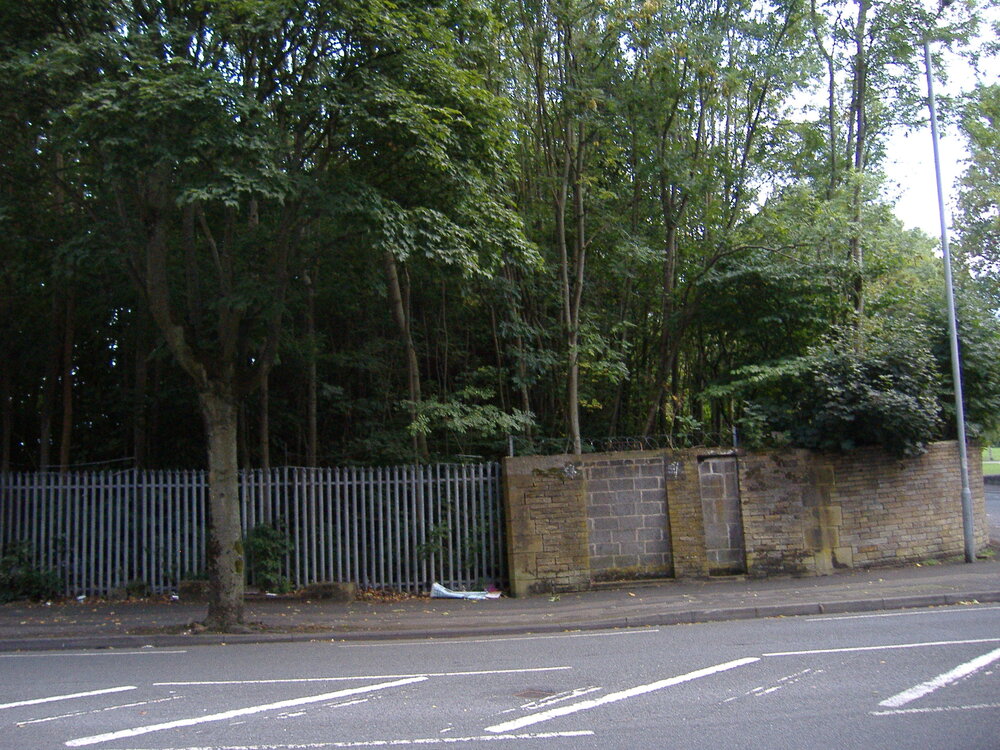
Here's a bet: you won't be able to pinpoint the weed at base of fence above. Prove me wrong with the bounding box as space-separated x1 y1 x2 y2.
0 542 63 603
245 523 294 594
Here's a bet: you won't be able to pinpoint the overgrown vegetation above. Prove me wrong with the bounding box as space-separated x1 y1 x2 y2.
0 542 62 603
718 324 943 457
244 524 294 594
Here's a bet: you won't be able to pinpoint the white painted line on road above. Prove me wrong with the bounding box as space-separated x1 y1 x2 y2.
808 606 1000 622
0 650 187 658
339 629 660 648
764 637 1000 657
0 686 136 710
17 696 182 726
871 702 1000 717
878 647 1000 708
485 657 760 734
325 698 368 709
155 666 571 686
106 731 595 749
64 677 427 747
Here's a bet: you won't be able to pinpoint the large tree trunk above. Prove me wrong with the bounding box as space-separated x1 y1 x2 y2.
199 387 246 631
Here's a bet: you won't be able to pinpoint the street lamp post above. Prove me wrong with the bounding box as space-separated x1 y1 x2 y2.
922 34 976 563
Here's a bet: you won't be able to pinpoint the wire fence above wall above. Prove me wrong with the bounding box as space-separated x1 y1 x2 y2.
0 463 505 598
509 430 738 457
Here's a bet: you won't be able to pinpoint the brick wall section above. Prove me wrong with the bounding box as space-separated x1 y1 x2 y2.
662 452 708 578
504 441 987 595
502 455 590 597
739 442 990 576
699 456 746 574
738 450 834 576
584 453 671 580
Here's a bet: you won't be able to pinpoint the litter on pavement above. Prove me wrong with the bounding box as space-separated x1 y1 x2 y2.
430 582 501 600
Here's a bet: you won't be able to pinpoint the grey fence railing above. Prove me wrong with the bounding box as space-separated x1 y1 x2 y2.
0 463 505 597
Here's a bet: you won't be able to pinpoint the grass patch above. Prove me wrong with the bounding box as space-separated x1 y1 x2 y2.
984 446 1000 476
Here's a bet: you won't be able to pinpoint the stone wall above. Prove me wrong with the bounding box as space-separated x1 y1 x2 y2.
699 456 746 574
503 441 988 595
740 442 990 576
585 454 672 580
502 452 675 596
502 455 590 597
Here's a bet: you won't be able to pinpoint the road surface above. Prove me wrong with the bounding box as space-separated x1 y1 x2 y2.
2 604 998 749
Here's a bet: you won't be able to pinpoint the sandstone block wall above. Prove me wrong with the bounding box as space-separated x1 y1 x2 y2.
739 442 989 576
502 455 590 597
503 441 987 595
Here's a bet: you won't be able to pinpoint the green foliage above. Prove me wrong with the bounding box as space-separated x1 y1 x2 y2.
244 523 293 594
0 542 62 603
926 281 1000 444
722 325 942 457
955 84 1000 279
2 0 999 473
416 522 451 563
407 383 535 458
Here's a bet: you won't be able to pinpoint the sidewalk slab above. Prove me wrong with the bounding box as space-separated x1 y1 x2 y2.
1 557 997 652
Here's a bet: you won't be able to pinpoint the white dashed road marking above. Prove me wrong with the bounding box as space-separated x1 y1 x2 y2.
872 702 1000 717
100 731 596 749
17 695 181 726
807 606 1000 622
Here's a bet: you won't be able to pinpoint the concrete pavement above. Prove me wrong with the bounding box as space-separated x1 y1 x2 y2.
2 554 999 652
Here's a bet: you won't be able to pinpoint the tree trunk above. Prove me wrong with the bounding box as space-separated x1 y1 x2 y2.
199 387 246 630
1 356 10 472
58 290 76 472
848 0 870 336
39 293 60 470
259 371 271 471
132 319 150 468
643 198 681 436
304 267 318 466
383 250 428 460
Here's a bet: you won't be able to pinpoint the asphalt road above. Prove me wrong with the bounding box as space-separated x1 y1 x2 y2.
3 604 998 750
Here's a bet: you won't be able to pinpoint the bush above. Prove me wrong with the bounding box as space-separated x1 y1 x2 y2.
0 542 62 602
245 523 293 593
787 341 941 456
732 325 942 457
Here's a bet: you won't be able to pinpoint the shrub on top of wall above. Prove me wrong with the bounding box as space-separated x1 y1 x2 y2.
727 325 942 457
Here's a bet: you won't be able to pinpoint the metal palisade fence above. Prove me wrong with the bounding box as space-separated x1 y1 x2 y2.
0 463 505 597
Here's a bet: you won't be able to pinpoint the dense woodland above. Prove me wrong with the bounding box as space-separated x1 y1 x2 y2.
2 0 1000 473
